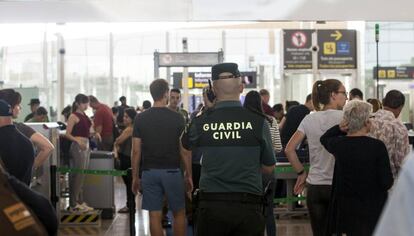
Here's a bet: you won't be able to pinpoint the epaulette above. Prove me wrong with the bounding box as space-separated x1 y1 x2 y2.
193 107 215 119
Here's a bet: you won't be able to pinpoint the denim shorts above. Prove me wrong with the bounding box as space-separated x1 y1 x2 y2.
141 169 185 212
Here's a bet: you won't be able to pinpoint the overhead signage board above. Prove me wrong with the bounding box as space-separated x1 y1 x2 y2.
155 52 223 67
373 66 414 79
173 72 210 89
317 30 357 69
283 30 314 69
173 72 257 89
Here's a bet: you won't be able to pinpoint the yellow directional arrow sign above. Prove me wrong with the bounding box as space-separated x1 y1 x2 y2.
330 30 343 41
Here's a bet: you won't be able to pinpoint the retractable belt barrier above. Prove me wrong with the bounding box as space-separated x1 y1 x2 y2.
274 196 306 204
57 167 127 176
57 167 135 236
274 164 310 205
57 164 309 230
274 164 310 174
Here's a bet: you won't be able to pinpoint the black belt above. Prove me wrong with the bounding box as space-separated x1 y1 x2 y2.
198 192 263 205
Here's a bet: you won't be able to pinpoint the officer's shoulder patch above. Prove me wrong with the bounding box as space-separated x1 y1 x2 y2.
195 111 203 118
204 107 216 116
193 107 215 119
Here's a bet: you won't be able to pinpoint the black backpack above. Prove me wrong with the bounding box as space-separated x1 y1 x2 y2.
0 161 48 236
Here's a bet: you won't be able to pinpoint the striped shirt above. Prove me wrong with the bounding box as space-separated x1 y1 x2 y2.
267 116 283 152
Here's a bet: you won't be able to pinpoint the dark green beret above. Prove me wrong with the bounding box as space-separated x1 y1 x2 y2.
211 62 241 81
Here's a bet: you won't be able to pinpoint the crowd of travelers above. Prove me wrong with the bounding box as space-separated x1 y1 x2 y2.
0 62 412 236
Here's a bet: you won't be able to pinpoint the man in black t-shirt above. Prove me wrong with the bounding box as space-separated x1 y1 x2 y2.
280 94 314 147
131 79 192 236
0 100 35 185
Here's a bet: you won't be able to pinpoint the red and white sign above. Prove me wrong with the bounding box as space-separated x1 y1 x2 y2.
291 31 307 48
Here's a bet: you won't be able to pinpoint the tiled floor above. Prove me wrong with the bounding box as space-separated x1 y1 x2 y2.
59 177 312 236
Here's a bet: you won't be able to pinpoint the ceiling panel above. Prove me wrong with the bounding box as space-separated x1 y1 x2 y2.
0 0 412 22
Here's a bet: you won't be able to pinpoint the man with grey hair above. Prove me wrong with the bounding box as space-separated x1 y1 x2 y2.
182 62 276 236
320 100 393 236
369 90 410 179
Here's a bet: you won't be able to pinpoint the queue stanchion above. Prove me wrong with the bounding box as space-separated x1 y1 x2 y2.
50 164 59 209
56 167 128 226
127 168 136 236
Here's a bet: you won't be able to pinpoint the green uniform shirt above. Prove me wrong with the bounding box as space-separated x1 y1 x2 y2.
186 101 275 194
177 108 189 124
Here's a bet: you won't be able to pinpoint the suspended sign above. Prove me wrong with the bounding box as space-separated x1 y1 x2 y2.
283 30 314 69
283 29 358 70
155 52 223 67
173 72 257 89
373 66 414 79
317 30 357 69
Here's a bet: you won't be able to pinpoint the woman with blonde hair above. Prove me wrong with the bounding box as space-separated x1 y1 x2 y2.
367 98 383 113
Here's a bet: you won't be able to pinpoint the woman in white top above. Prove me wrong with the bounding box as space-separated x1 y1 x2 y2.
285 79 348 236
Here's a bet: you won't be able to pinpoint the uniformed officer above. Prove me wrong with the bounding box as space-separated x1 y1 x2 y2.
182 62 276 236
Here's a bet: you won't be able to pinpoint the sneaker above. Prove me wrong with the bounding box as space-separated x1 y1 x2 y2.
68 203 88 213
79 202 94 212
117 206 129 214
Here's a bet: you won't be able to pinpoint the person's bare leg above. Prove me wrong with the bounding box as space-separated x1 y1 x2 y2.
149 211 164 236
172 209 186 236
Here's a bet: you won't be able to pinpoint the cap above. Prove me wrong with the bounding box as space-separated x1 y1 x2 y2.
28 98 40 106
0 99 12 116
211 63 241 81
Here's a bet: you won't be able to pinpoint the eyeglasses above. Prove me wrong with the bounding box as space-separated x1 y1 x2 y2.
336 91 348 97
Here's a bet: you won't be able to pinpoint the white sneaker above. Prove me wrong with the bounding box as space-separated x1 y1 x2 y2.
79 202 94 212
68 203 88 213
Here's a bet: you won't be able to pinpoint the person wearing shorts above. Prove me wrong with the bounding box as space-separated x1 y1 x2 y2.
131 79 192 236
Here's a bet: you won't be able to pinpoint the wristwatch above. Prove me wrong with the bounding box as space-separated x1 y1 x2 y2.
297 169 305 176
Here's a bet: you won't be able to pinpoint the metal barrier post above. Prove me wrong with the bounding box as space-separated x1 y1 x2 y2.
127 168 135 236
50 165 58 209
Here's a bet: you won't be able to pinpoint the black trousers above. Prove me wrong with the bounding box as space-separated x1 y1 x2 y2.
118 153 136 210
263 175 276 236
306 184 332 236
192 163 201 191
196 198 265 236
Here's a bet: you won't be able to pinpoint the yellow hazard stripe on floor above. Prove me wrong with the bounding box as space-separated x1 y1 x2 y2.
74 214 88 223
85 214 99 223
60 213 99 224
62 214 77 223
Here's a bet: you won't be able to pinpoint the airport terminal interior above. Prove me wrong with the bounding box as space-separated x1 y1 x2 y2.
1 1 414 236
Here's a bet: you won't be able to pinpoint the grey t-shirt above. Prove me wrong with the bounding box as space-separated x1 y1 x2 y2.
297 109 343 185
132 107 185 169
